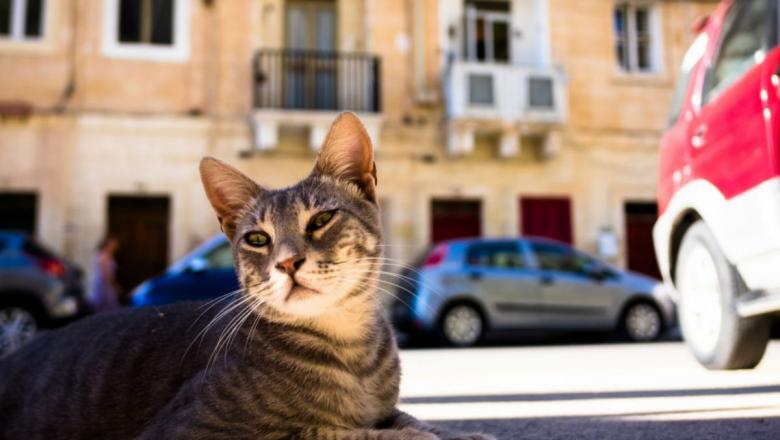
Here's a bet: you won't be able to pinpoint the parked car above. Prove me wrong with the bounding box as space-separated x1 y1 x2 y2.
654 0 780 370
392 237 675 347
0 231 86 356
131 235 239 307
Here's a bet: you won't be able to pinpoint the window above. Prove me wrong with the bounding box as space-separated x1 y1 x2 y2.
703 0 769 104
467 242 525 269
468 73 494 105
530 241 596 276
614 3 659 73
102 0 190 62
0 0 45 41
203 243 234 270
118 0 173 45
464 0 511 63
528 77 554 109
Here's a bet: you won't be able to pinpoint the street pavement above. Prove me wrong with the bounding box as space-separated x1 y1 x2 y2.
398 341 780 439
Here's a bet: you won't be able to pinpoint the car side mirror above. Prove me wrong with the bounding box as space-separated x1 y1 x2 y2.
187 257 209 273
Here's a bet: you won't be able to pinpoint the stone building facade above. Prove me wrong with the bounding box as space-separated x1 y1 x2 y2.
0 0 718 290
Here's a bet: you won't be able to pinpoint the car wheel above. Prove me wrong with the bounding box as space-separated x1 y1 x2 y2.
676 221 771 370
622 301 663 342
440 304 483 347
0 306 39 356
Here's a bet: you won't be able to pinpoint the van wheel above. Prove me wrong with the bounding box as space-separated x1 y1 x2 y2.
439 304 483 347
676 221 771 370
0 306 39 356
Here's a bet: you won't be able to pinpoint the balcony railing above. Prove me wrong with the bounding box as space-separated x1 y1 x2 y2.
253 49 381 113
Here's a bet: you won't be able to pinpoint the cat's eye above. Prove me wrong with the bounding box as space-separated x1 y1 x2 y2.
308 210 337 232
244 231 270 248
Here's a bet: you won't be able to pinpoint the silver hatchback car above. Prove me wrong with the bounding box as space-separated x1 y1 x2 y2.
392 237 676 346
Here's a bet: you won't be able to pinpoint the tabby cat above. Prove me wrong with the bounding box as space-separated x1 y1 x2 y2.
0 113 493 440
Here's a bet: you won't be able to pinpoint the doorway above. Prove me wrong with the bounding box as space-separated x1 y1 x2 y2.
284 0 338 109
624 201 661 279
430 199 482 243
107 195 171 296
464 0 511 63
0 192 37 236
519 196 573 244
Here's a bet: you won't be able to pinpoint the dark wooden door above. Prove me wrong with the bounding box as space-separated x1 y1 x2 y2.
624 202 661 279
520 196 573 244
0 192 37 236
430 199 481 243
107 196 170 297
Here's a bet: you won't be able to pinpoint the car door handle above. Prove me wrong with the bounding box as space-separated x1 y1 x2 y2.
691 125 707 149
469 271 483 281
540 275 554 285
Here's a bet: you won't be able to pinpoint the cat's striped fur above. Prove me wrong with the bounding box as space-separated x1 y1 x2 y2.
0 113 493 439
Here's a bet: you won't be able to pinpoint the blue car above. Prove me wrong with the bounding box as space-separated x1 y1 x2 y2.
131 235 239 307
0 231 86 355
392 237 677 347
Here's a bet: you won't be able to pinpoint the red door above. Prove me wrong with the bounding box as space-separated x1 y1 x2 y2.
624 202 662 279
520 196 572 244
430 199 481 243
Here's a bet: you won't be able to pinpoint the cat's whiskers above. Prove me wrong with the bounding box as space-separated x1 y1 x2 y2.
320 261 445 316
353 258 448 299
205 280 284 372
314 271 425 316
183 280 278 366
323 257 448 303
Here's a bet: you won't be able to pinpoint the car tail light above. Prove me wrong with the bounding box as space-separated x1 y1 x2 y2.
23 240 68 278
422 244 448 268
35 257 67 278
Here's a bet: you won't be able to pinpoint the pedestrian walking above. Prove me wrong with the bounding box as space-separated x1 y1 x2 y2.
89 236 121 313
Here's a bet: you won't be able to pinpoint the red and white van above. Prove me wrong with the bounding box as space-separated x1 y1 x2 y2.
654 0 780 370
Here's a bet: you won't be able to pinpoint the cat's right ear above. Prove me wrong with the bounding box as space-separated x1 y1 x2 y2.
199 157 261 239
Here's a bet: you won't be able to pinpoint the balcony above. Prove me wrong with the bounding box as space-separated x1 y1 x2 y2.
445 60 567 157
250 49 382 152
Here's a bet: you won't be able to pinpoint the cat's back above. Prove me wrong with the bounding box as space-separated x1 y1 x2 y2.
0 302 222 439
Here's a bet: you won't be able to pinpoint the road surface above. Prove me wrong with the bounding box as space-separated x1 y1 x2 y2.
398 341 780 439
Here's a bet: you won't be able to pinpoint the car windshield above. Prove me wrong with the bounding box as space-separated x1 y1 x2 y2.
203 242 234 269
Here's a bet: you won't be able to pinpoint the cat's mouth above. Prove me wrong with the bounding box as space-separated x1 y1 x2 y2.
284 280 319 302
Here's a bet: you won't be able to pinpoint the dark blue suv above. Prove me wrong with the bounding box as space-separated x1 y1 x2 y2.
130 235 239 307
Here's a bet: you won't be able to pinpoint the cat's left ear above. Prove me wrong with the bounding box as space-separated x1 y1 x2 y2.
199 157 262 239
313 112 377 202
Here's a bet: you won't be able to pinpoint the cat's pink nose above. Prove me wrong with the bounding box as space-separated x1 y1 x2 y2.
276 255 305 275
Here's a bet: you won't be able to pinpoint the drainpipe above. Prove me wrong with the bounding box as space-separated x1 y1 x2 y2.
413 0 436 105
55 0 79 112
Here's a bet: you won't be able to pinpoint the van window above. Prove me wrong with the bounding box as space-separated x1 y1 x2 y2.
668 33 708 126
466 242 525 269
703 0 769 104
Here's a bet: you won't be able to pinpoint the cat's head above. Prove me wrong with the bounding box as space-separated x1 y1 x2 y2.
199 113 382 319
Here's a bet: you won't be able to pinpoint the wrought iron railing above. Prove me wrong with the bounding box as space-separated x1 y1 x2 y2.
253 49 381 113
